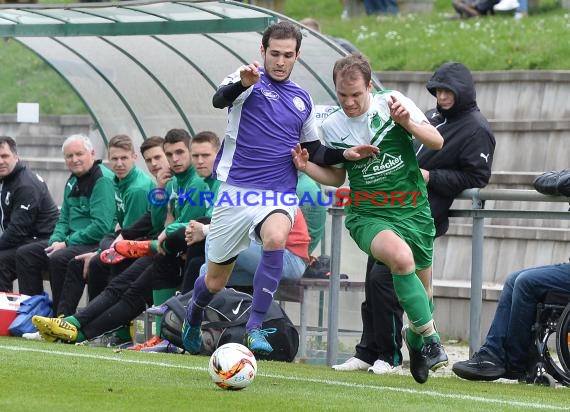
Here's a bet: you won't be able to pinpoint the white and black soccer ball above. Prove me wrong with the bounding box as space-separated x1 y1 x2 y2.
208 343 257 390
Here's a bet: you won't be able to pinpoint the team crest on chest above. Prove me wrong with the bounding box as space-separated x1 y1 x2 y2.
293 96 306 112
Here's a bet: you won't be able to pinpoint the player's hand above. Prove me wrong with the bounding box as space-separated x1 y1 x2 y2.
343 144 379 161
157 230 167 255
156 168 173 189
240 62 261 87
291 144 310 171
185 220 205 246
45 241 66 257
388 95 410 127
75 251 97 280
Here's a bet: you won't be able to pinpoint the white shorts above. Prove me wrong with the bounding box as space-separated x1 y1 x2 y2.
207 182 298 263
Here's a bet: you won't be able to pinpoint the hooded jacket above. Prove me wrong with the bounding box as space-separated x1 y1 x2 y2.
418 62 496 237
0 162 59 249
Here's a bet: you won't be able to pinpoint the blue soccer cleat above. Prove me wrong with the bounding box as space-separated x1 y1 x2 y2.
181 319 202 354
244 327 276 356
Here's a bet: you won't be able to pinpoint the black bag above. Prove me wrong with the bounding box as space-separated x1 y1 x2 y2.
160 288 299 362
533 169 570 197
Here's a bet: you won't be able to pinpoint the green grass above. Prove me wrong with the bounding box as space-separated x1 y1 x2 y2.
0 0 568 114
0 337 568 411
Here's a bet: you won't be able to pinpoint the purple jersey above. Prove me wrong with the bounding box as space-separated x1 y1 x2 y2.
214 69 319 193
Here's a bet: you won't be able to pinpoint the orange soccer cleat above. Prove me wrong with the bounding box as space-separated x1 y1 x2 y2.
114 240 156 258
99 248 127 265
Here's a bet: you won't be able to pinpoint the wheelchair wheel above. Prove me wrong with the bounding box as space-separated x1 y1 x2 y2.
556 302 570 375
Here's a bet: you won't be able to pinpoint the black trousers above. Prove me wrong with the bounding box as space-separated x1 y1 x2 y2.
87 235 134 300
15 240 97 315
77 253 183 339
355 256 404 366
163 223 209 294
0 247 19 292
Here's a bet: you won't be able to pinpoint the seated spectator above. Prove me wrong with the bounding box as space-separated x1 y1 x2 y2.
60 134 155 310
452 0 499 18
16 134 116 315
0 136 59 292
452 262 570 381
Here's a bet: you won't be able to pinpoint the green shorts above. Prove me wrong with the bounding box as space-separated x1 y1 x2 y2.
345 206 435 270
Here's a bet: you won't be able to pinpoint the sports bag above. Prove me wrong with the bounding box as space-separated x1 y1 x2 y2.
8 292 54 336
160 287 299 362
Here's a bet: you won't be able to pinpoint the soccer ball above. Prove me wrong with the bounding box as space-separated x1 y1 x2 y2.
208 343 257 390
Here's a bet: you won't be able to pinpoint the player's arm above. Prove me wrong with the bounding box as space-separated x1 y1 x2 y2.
389 94 443 150
301 140 378 166
213 63 260 109
292 145 346 187
212 81 249 109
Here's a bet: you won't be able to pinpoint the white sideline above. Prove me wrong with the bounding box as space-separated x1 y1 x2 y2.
0 344 567 411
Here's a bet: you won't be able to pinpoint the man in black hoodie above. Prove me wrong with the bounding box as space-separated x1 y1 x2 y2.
0 136 59 292
332 62 496 375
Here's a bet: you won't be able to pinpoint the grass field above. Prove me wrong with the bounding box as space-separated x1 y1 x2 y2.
0 337 567 411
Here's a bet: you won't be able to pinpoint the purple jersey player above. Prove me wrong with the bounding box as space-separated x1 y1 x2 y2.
182 21 377 356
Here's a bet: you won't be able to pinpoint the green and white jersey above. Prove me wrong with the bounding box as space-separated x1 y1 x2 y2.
320 90 429 220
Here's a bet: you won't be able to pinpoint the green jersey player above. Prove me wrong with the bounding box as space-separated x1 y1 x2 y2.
292 54 448 384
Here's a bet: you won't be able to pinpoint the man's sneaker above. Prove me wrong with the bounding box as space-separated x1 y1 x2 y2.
244 328 275 355
181 319 202 354
146 304 168 316
452 351 506 381
100 248 127 265
368 359 403 375
80 333 132 348
141 339 183 353
114 240 154 258
22 331 58 343
422 340 449 372
32 316 77 342
127 335 162 351
402 325 429 384
331 357 371 371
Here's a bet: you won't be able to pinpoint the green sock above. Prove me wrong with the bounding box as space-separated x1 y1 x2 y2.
392 272 433 348
150 240 159 253
152 288 176 336
64 316 86 342
114 326 132 342
404 326 424 351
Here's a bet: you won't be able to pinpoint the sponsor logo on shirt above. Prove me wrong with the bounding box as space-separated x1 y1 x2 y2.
361 153 404 184
261 89 279 100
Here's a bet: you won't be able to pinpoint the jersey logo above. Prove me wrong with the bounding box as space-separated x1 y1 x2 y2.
293 96 306 112
20 204 30 211
361 153 404 184
4 191 10 205
480 153 490 163
261 89 279 100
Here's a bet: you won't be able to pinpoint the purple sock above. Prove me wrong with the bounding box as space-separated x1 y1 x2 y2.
187 275 214 326
246 249 284 331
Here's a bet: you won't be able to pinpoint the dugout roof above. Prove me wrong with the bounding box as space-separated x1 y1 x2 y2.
0 0 365 144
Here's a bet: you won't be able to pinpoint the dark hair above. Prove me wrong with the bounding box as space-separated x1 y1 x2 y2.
332 54 372 86
262 21 303 53
108 134 134 153
0 136 18 155
191 131 220 150
164 128 191 148
140 136 165 156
